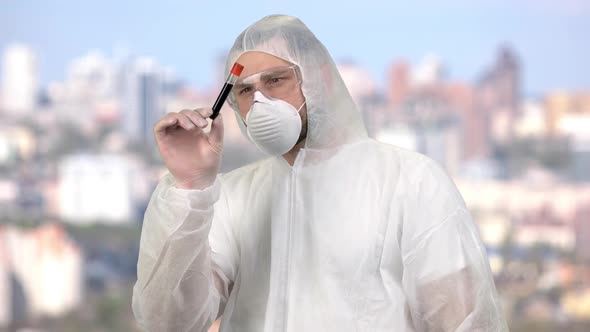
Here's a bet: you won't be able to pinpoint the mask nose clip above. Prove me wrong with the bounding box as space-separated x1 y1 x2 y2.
252 90 262 103
253 90 272 104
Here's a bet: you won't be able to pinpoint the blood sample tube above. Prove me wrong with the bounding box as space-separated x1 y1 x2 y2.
210 62 244 120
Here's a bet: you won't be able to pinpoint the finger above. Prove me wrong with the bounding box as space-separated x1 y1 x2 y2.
154 114 179 134
194 107 213 119
208 112 224 148
180 109 208 128
175 113 197 131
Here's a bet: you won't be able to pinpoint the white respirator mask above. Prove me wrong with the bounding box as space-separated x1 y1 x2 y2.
242 91 306 156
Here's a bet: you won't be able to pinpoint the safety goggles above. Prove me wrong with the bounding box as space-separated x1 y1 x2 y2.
229 65 302 109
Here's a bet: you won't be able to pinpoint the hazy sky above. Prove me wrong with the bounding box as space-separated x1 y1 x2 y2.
1 0 589 96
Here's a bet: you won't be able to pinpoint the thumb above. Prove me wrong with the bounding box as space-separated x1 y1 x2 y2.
209 112 224 147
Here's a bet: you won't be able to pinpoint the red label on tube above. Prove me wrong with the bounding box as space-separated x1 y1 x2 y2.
231 63 244 76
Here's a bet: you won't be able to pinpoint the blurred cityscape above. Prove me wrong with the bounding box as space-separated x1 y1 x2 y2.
0 42 588 332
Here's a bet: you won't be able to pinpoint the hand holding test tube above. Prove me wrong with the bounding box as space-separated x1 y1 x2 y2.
152 62 244 190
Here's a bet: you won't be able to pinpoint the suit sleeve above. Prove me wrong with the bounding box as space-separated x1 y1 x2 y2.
132 173 238 332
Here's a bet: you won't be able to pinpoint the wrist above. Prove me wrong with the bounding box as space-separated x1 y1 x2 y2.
174 175 216 190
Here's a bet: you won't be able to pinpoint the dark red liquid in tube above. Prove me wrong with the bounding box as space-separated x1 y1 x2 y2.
210 63 244 120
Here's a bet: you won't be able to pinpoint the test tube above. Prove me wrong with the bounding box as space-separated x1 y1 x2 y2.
210 62 244 120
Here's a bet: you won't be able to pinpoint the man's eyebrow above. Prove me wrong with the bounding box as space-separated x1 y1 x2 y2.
233 82 253 88
235 67 292 85
260 68 291 79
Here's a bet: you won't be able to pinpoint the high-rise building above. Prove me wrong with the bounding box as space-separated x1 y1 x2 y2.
490 47 520 116
0 45 38 115
120 57 165 150
387 60 410 110
474 45 521 153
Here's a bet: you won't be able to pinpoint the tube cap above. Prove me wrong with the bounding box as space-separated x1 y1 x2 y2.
230 63 244 76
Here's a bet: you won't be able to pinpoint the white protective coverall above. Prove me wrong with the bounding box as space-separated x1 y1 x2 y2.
132 14 508 332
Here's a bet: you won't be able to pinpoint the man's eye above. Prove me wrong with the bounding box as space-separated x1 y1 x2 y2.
267 77 285 85
239 87 252 95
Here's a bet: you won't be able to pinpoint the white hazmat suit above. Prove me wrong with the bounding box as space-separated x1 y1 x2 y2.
132 15 508 332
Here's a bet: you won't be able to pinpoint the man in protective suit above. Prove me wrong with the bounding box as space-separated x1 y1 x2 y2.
132 14 508 332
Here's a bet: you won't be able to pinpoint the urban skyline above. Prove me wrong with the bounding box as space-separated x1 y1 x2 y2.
1 5 589 330
2 1 590 95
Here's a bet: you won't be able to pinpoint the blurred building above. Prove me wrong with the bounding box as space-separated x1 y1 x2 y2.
478 46 520 119
398 84 466 174
562 288 590 319
474 46 521 152
64 52 117 105
514 100 547 138
476 213 510 274
545 91 590 135
337 60 384 138
544 91 590 182
58 154 136 224
574 204 590 262
375 118 463 175
386 56 448 112
0 229 9 326
411 54 445 87
383 56 479 168
387 60 410 110
0 125 36 165
456 178 590 222
515 206 575 251
120 57 171 151
0 223 82 327
57 52 119 127
0 44 38 115
444 82 483 161
339 51 520 170
337 61 378 103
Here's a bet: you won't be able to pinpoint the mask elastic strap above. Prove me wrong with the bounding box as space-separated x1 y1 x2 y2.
297 100 306 113
239 112 248 128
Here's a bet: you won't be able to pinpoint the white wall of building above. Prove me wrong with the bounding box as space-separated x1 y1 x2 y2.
1 45 38 114
59 154 134 224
